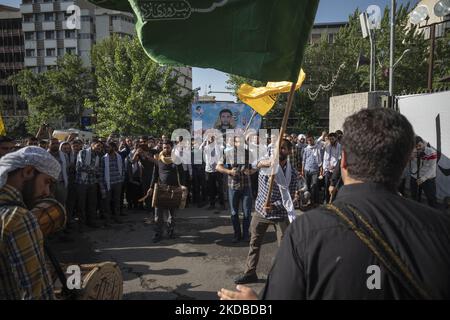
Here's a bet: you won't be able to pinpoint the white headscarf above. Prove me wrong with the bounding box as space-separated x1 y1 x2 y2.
0 146 61 188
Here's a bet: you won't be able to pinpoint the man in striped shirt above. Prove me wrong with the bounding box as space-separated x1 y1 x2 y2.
234 139 299 284
0 147 61 299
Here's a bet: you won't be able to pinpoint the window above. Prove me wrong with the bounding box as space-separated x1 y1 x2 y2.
328 33 335 44
66 47 76 55
23 0 32 4
24 32 34 40
37 49 45 57
46 48 55 56
44 13 54 22
57 48 65 56
43 0 53 3
34 13 43 22
23 14 33 23
65 30 76 39
56 12 65 22
81 16 92 22
25 49 35 57
36 31 45 40
45 31 54 40
56 30 64 40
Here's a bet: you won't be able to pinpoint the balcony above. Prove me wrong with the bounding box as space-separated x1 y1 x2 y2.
24 57 38 67
40 3 54 12
60 2 75 12
22 22 35 32
20 4 33 14
0 46 24 54
44 39 57 48
42 21 56 30
0 62 24 69
64 39 77 47
44 57 58 65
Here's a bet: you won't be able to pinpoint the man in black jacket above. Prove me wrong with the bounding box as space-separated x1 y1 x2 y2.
218 108 450 300
148 140 185 243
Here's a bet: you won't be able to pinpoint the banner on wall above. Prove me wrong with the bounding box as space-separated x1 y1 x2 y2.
191 102 262 136
398 91 450 200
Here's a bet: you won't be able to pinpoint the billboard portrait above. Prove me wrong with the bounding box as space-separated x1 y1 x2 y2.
192 102 262 136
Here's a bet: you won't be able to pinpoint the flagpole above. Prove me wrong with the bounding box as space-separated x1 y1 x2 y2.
264 81 297 210
244 110 257 134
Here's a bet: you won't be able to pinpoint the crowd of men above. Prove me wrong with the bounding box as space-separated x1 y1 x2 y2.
0 121 441 240
0 108 449 300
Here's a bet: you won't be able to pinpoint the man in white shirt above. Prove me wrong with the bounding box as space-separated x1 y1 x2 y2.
409 136 438 208
200 135 225 210
321 132 341 204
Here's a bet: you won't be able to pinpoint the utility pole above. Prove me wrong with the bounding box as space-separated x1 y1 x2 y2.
389 0 395 107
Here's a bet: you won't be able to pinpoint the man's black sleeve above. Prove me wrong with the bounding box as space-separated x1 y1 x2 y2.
261 220 307 300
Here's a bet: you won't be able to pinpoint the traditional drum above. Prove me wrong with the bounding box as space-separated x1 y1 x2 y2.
54 262 123 300
151 183 187 209
31 198 66 237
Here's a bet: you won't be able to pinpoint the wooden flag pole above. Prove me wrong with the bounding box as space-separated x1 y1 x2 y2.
264 81 297 210
243 110 258 134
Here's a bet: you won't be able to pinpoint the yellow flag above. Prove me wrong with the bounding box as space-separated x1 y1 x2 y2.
0 114 6 136
238 69 306 116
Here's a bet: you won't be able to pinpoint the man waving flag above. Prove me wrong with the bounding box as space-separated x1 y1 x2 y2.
88 0 319 82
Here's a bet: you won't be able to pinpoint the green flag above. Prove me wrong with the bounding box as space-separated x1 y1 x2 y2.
89 0 319 82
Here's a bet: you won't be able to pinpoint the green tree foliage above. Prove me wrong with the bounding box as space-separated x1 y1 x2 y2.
89 35 193 137
9 54 93 133
227 2 448 134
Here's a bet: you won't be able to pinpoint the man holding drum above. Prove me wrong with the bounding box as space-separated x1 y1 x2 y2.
0 146 61 299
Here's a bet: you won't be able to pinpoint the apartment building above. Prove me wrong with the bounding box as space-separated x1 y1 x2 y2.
0 4 26 117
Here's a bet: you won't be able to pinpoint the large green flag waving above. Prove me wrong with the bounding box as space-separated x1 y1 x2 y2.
88 0 319 82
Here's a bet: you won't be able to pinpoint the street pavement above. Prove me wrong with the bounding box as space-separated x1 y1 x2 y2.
48 206 299 300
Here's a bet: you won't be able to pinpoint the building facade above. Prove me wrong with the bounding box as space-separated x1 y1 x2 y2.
0 5 26 119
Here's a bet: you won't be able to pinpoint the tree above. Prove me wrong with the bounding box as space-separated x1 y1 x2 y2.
89 35 193 137
9 54 94 133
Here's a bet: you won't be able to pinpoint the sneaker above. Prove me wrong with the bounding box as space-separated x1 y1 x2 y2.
232 235 241 243
234 273 258 284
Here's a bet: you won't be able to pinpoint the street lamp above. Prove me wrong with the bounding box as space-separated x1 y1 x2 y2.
409 0 450 91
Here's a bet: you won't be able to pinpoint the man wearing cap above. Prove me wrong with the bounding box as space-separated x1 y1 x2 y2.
0 146 61 299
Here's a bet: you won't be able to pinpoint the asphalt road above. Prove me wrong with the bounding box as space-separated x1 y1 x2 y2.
48 206 289 300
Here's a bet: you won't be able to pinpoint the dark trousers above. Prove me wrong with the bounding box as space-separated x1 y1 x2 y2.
192 166 206 204
77 183 98 224
305 171 319 204
206 172 224 206
410 177 438 208
102 183 123 220
244 213 289 275
66 182 77 225
323 171 333 204
154 207 176 236
126 180 141 209
250 172 258 200
228 187 252 239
